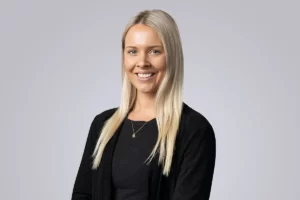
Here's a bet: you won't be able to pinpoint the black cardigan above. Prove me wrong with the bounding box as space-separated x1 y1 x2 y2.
71 103 216 200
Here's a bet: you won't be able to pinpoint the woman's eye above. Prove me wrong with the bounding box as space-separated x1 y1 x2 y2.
151 50 161 54
128 50 136 54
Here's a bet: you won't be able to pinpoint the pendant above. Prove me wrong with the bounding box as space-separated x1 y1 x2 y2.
132 133 136 138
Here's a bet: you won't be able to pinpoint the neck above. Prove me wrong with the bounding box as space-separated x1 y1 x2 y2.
130 92 156 119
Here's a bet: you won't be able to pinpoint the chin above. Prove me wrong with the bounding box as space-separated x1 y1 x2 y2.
136 86 157 95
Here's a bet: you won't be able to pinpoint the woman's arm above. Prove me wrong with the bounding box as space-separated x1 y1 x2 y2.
173 123 216 200
71 116 98 200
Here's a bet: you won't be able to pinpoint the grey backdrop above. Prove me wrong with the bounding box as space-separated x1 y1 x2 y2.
1 0 299 199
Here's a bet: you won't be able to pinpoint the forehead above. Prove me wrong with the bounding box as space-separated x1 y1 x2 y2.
124 24 162 46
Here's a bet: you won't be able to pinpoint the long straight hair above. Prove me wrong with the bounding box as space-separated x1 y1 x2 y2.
91 9 184 176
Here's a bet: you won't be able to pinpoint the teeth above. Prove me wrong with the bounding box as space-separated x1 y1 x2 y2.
138 73 152 78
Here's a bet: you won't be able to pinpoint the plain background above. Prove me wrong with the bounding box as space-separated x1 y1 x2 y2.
0 0 299 199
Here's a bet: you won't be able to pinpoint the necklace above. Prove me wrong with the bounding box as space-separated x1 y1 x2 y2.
130 120 149 138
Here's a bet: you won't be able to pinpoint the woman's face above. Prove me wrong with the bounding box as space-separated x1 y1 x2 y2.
123 24 166 95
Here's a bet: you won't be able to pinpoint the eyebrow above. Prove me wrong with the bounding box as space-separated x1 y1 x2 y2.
125 45 163 49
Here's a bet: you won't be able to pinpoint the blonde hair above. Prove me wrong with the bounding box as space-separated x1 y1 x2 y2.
92 9 184 176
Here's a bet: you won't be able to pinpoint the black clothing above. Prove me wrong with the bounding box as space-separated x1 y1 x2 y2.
112 118 158 200
71 103 216 200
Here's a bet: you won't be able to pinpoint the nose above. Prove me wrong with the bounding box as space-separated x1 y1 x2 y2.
136 53 150 68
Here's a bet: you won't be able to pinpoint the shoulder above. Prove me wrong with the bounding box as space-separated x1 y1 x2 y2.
91 107 118 130
181 102 213 131
94 107 118 121
178 102 215 143
85 107 118 143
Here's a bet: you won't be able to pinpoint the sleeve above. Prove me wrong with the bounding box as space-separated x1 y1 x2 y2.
173 123 216 200
71 116 98 200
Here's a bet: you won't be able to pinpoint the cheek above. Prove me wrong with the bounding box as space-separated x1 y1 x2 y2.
157 59 167 82
156 57 167 72
123 57 135 72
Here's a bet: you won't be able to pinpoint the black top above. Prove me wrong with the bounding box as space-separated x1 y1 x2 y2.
112 118 158 200
71 103 216 200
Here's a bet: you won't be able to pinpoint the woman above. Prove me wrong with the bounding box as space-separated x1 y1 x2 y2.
72 9 216 200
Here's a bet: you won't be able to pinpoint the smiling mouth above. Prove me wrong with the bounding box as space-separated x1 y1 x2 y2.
135 73 156 77
135 73 156 80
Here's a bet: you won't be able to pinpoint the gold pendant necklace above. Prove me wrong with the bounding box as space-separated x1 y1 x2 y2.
130 120 149 138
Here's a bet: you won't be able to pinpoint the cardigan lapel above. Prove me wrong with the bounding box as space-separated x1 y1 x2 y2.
93 121 124 200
